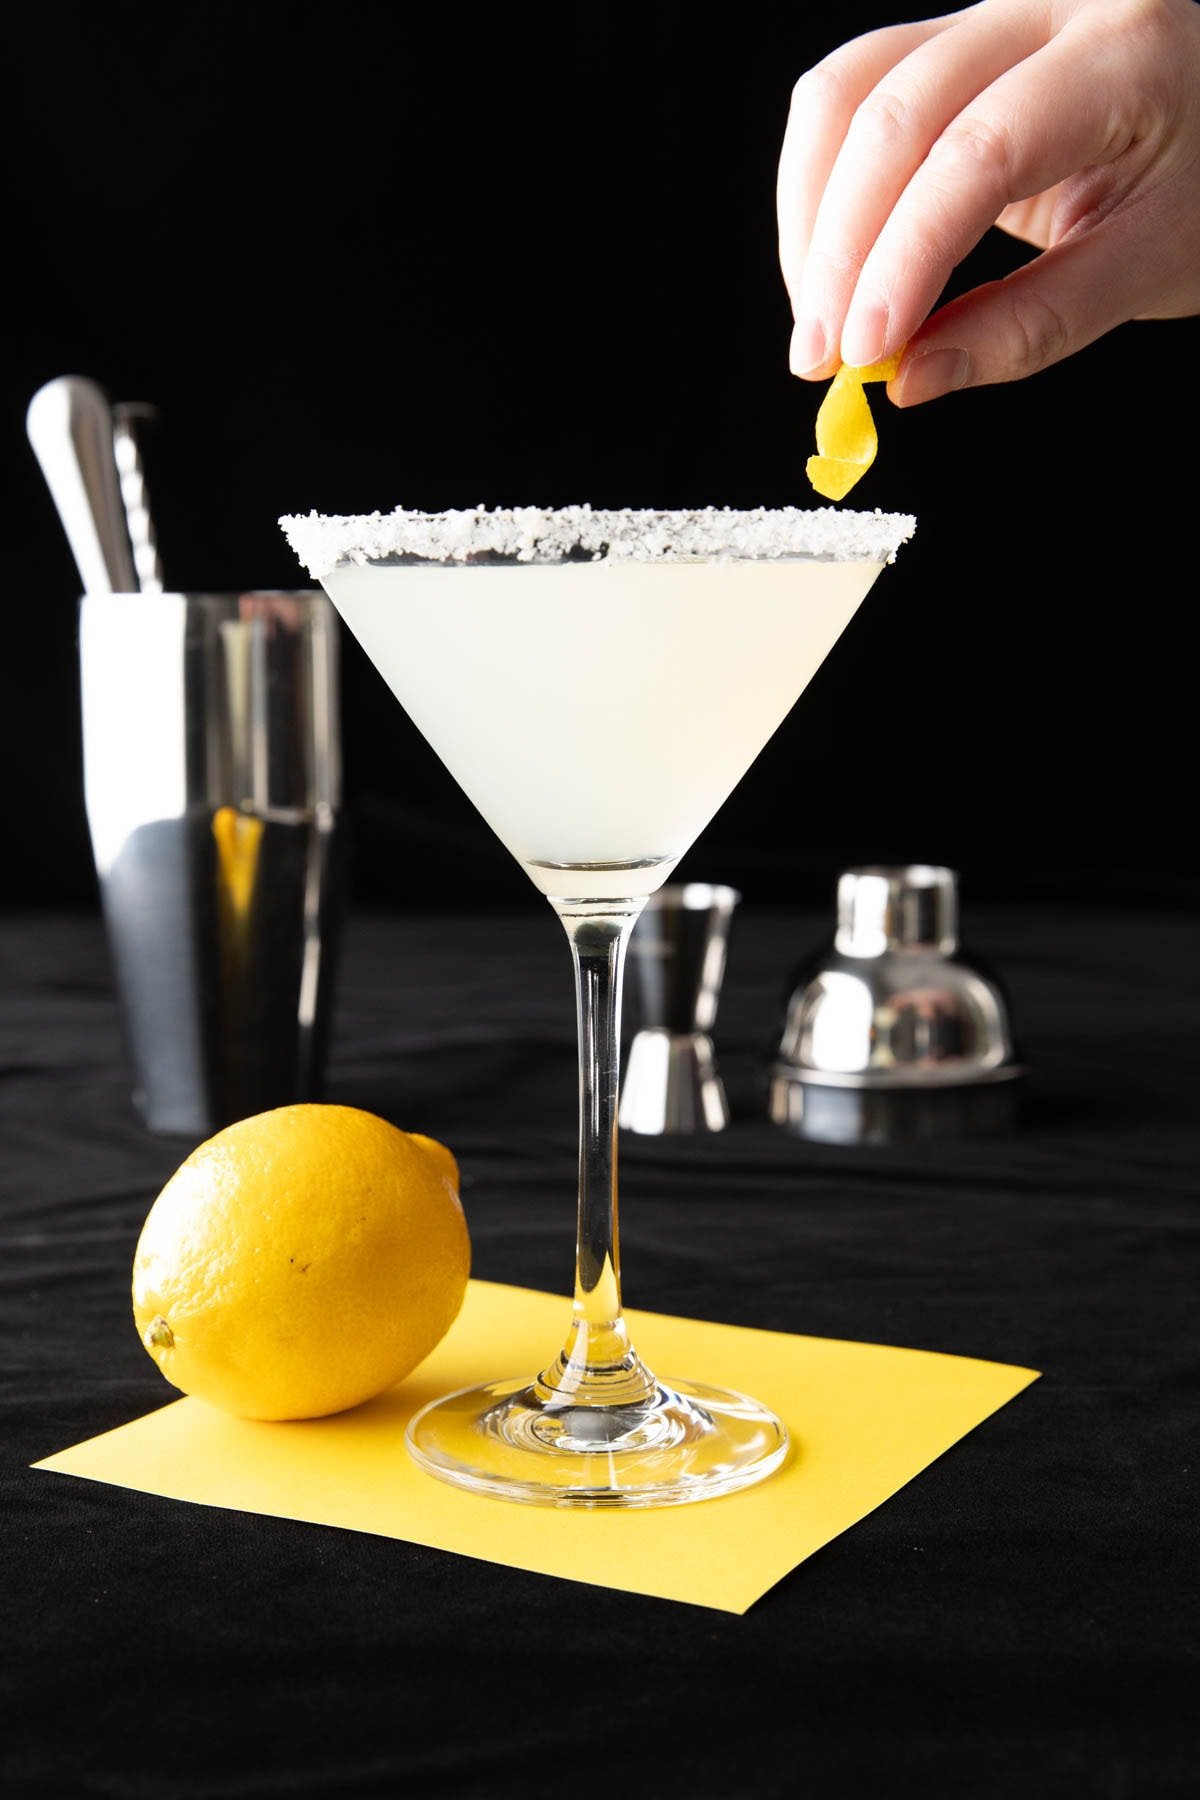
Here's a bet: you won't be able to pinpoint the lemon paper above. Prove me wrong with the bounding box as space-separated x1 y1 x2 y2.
37 1280 1038 1614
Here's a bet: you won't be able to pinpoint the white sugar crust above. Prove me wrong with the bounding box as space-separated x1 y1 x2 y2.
279 504 916 576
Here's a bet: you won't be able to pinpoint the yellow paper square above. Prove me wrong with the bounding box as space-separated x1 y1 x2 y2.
34 1281 1038 1613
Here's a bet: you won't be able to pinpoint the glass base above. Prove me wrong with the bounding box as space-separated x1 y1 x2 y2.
405 1374 789 1508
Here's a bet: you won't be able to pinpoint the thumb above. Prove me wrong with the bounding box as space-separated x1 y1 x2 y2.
890 219 1156 407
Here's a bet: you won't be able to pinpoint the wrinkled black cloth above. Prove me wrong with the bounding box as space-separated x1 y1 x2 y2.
2 905 1196 1799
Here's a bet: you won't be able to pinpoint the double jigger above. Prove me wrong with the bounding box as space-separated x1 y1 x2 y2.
620 883 741 1135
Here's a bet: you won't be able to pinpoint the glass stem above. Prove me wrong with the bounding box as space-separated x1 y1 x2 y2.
536 899 658 1411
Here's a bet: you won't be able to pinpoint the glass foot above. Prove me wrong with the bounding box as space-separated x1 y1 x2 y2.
405 1375 789 1508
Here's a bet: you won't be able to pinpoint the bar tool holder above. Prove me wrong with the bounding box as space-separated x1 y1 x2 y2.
79 591 344 1135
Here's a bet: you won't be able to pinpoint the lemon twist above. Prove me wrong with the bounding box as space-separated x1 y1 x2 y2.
806 352 903 502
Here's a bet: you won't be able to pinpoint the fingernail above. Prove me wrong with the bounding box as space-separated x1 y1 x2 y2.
840 305 888 370
894 347 970 406
789 316 827 376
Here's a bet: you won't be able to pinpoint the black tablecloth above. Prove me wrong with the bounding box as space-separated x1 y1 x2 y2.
2 903 1196 1798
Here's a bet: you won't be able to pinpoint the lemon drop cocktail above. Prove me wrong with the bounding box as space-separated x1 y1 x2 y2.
280 503 915 1507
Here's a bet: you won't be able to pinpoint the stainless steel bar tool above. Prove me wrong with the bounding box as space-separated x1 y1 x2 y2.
112 403 164 594
29 376 347 1136
769 865 1023 1145
26 375 138 593
79 591 344 1135
619 882 741 1134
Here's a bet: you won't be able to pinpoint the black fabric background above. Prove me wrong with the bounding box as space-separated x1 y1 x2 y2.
3 903 1197 1797
1 1 1196 917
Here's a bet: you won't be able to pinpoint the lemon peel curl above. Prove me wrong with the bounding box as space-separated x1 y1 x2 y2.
806 351 903 502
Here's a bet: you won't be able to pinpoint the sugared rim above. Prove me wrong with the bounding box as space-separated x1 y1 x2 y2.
278 504 916 575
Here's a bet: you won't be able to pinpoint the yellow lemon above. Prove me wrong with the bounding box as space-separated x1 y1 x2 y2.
132 1104 470 1420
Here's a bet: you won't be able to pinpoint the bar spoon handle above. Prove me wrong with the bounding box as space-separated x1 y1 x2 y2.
26 374 138 593
113 402 164 595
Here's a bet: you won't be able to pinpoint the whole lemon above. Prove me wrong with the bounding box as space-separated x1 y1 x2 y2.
132 1104 470 1420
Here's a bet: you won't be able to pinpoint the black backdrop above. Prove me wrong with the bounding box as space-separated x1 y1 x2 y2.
4 2 1195 915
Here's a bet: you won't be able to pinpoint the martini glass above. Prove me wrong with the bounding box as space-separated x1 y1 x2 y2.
280 504 915 1507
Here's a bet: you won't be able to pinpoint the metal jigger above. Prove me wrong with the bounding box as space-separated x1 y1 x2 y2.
769 865 1023 1145
619 883 741 1134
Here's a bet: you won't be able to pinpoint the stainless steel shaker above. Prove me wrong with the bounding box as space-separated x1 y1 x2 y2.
769 865 1023 1144
79 590 343 1135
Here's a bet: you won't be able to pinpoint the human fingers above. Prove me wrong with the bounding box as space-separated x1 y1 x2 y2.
790 0 1200 395
784 1 1055 378
891 160 1200 405
838 9 1191 375
777 15 946 379
888 0 1200 400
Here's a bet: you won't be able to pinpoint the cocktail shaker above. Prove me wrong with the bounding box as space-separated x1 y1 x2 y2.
769 865 1023 1144
79 590 343 1136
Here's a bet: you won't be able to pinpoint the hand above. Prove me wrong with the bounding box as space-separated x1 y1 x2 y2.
777 0 1200 405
